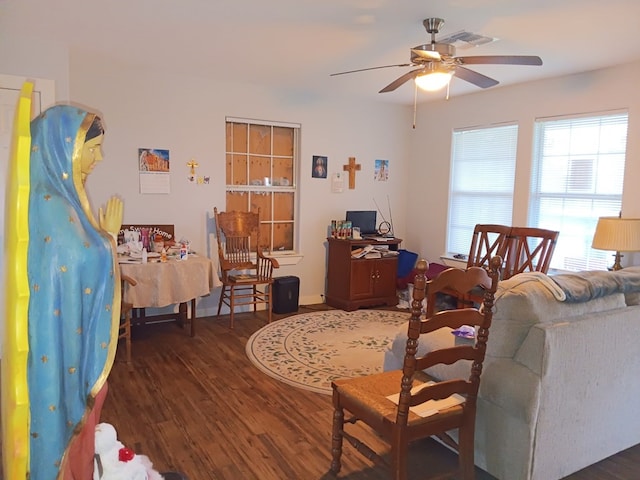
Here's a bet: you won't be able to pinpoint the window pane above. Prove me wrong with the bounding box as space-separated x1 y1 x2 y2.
274 192 294 221
228 123 247 153
231 154 248 185
225 191 248 212
529 112 628 271
225 153 232 185
249 124 271 155
273 127 294 156
249 155 270 185
251 192 272 221
273 223 294 251
447 124 517 255
273 157 294 186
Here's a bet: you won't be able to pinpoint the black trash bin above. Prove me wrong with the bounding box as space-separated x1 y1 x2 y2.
272 276 300 314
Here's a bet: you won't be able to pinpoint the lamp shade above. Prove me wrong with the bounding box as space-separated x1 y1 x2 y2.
414 71 453 91
591 217 640 252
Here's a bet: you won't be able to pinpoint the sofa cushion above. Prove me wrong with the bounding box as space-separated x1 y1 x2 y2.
489 273 625 358
385 325 472 379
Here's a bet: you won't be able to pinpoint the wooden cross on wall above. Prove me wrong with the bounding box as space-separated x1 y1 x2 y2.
342 157 361 189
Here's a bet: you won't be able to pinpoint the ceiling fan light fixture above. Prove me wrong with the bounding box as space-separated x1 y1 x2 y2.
414 71 453 91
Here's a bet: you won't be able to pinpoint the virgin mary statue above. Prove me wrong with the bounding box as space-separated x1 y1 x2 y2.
2 83 124 479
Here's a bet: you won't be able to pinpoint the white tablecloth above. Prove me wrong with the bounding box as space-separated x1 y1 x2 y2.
119 255 219 308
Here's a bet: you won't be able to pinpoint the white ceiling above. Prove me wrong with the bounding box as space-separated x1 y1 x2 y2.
5 0 640 105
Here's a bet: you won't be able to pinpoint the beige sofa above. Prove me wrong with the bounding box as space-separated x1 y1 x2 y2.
383 267 640 480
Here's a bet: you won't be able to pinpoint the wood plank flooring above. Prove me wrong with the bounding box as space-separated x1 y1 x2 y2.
98 305 640 480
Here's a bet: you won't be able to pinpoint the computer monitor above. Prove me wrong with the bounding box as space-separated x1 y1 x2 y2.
346 210 377 236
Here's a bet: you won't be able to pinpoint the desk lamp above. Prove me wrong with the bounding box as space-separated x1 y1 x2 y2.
591 216 640 270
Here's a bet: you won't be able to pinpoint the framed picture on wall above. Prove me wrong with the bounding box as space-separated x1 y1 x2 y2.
374 159 389 182
312 155 328 179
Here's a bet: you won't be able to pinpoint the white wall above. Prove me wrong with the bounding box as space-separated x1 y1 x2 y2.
406 61 640 266
66 51 412 314
0 32 70 100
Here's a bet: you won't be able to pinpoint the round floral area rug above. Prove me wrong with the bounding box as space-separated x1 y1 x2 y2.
245 309 409 395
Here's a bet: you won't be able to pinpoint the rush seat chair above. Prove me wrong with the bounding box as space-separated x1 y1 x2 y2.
330 256 501 480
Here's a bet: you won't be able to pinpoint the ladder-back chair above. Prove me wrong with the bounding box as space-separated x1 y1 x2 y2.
330 257 501 480
213 207 279 328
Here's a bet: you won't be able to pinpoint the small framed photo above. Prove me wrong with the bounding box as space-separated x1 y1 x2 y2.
375 159 389 182
312 155 328 179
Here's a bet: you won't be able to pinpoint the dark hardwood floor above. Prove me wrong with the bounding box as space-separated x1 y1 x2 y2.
97 305 640 480
3 305 637 479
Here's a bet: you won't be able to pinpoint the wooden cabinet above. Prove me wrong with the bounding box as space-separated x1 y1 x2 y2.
325 237 401 311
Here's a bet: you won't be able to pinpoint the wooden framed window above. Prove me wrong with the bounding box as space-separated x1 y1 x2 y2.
225 117 299 253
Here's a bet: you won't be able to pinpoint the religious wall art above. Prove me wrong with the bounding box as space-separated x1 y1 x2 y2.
312 155 328 178
374 159 389 182
342 157 361 189
185 158 210 184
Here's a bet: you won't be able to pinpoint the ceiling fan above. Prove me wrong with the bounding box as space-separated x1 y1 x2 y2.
330 18 543 94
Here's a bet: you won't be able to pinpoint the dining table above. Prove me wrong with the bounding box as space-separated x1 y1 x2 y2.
118 253 219 336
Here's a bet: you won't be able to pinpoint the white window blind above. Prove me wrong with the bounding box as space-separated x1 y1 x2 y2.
529 111 628 271
447 124 518 255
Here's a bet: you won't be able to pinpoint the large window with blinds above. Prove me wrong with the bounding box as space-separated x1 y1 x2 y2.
447 123 518 255
529 111 628 271
225 117 299 253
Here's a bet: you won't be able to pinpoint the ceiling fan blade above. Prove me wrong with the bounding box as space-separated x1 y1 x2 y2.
458 55 543 66
453 66 499 88
330 63 412 76
379 68 424 93
411 48 441 61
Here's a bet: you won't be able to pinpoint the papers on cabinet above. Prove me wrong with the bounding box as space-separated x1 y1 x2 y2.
351 244 400 259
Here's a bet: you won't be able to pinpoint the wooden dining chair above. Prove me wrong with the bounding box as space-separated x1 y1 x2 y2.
213 207 280 328
502 226 559 279
330 256 501 480
119 274 137 368
441 225 558 312
428 224 509 315
466 224 512 270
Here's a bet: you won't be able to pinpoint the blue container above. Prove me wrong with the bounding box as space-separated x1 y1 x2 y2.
397 249 418 278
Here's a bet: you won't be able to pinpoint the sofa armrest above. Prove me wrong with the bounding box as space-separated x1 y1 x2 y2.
518 306 640 479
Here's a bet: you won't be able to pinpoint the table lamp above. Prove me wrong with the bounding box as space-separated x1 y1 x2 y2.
591 216 640 270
